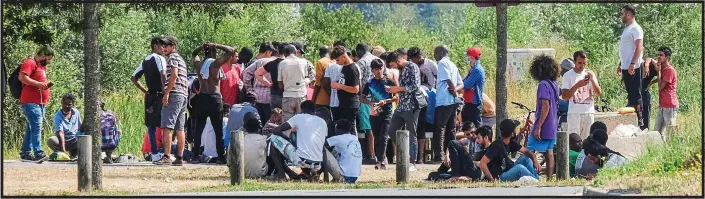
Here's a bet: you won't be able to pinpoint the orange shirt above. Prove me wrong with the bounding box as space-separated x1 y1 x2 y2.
314 57 332 105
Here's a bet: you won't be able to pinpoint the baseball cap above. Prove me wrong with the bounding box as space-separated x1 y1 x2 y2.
466 47 481 57
560 58 575 71
499 119 521 137
163 36 178 46
293 41 306 54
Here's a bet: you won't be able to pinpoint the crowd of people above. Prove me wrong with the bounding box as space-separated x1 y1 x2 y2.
12 5 679 183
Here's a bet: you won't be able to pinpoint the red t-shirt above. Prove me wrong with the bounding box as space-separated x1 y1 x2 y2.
19 58 50 105
221 64 242 106
659 66 678 108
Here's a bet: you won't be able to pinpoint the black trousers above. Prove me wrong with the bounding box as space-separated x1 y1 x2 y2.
335 106 359 134
622 67 644 126
371 115 390 162
256 103 271 125
433 104 459 160
641 90 652 130
462 103 482 128
429 140 481 180
192 93 225 160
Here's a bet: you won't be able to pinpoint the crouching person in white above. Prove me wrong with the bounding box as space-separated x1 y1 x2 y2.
267 100 327 181
327 119 363 183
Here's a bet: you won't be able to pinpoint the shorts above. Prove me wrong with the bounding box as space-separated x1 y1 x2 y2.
526 133 556 153
358 103 372 131
144 93 163 127
161 94 188 131
343 176 358 183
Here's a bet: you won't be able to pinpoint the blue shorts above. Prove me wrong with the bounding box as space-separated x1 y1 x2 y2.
343 176 358 183
526 134 556 153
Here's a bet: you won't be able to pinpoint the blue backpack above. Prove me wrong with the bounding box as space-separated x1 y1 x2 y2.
101 110 121 152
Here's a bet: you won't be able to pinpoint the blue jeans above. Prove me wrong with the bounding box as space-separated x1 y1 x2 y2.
21 103 45 155
344 176 358 183
499 155 539 182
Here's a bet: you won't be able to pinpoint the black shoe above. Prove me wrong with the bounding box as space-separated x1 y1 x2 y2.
33 152 47 161
20 153 34 161
362 158 377 165
216 159 227 165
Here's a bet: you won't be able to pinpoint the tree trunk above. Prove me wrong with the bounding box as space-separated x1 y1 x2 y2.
495 3 508 141
83 2 102 190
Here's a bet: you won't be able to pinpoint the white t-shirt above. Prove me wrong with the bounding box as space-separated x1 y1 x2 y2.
287 114 327 162
561 69 597 113
324 63 343 107
201 117 229 157
619 23 644 69
327 134 362 178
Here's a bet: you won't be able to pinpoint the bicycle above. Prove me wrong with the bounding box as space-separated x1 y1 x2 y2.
511 101 535 148
595 97 615 112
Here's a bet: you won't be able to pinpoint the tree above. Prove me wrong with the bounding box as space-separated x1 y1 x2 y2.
83 2 102 190
495 3 508 141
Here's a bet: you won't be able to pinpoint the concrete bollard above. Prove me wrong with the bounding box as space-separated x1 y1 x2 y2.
555 131 569 180
228 130 244 185
78 135 92 192
395 130 410 184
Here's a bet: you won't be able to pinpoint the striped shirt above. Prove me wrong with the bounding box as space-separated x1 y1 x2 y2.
243 58 274 104
166 52 189 97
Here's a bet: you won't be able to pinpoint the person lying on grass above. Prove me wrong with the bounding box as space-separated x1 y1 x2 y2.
266 100 327 181
327 119 363 183
575 121 628 179
477 119 542 182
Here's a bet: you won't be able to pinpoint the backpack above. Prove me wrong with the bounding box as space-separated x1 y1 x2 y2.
8 58 36 99
101 110 121 152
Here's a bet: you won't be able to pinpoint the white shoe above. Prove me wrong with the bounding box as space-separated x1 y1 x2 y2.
409 164 417 172
517 176 539 184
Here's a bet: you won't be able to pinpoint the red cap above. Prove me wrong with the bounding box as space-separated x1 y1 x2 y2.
466 47 481 57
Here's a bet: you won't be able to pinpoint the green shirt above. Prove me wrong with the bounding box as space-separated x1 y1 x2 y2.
569 150 580 177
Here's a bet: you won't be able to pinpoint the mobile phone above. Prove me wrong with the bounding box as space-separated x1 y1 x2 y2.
47 82 54 88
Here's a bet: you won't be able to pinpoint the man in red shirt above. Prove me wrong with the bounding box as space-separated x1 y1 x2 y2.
18 46 54 161
221 50 241 106
653 46 678 140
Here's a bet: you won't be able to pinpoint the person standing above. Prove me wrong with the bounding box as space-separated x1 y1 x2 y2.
312 45 332 109
430 45 464 164
641 57 658 130
220 48 241 106
243 42 276 124
330 46 361 134
617 5 645 127
255 42 287 112
355 43 381 164
561 51 602 138
461 47 485 128
278 44 311 122
384 52 424 170
187 42 235 165
360 59 398 169
653 47 678 140
409 47 438 89
131 37 168 162
527 55 561 181
18 46 55 161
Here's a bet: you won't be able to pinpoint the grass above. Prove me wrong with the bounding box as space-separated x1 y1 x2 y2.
591 108 702 196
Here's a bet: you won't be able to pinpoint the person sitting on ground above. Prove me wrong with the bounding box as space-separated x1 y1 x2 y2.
242 117 271 179
477 119 542 182
225 92 258 134
48 93 82 160
267 100 327 181
100 102 122 164
199 103 231 163
568 133 582 178
261 108 283 135
575 121 628 179
427 125 486 182
326 119 363 183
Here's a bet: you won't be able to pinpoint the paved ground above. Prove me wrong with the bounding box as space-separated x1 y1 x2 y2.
151 186 585 196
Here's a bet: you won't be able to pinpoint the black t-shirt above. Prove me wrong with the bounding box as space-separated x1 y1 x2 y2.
483 140 522 179
362 77 396 120
264 58 285 96
338 63 361 109
642 61 658 91
133 54 165 94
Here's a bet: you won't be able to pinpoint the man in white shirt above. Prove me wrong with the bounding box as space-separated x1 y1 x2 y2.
327 119 363 183
617 5 645 127
278 44 311 122
267 100 327 181
561 51 602 138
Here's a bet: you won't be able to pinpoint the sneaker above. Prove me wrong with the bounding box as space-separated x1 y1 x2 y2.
34 152 47 161
409 164 417 172
172 158 184 166
103 156 114 164
20 153 35 161
216 159 227 165
150 153 163 162
154 157 172 166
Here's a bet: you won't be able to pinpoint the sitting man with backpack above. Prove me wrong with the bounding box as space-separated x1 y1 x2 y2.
11 46 55 161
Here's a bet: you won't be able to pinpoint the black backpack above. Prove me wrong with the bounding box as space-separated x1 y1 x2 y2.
8 59 36 99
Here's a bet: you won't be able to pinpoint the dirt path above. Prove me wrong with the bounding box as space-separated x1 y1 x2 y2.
2 160 438 196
